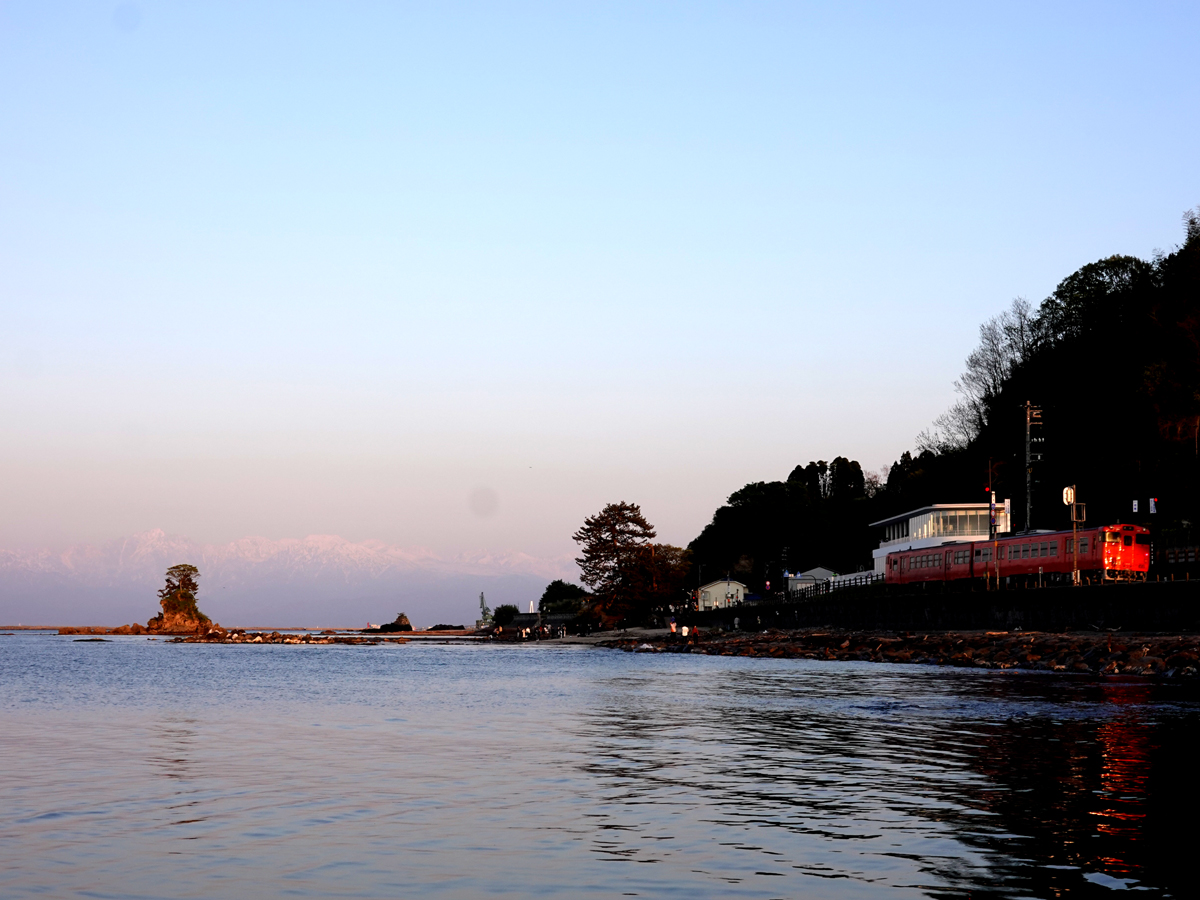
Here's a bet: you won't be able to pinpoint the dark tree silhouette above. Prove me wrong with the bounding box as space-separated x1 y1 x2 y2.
572 502 657 602
538 579 590 615
492 604 518 627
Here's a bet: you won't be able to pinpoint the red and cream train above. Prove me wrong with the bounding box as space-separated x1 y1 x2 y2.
884 524 1151 585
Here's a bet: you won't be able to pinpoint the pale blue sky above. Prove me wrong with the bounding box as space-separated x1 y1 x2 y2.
2 1 1197 559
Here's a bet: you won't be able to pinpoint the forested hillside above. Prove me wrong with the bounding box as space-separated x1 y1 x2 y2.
688 209 1200 592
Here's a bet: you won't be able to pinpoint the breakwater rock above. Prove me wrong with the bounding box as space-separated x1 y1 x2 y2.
58 620 208 636
598 629 1200 677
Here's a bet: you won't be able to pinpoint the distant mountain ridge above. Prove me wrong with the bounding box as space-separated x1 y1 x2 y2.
0 530 575 627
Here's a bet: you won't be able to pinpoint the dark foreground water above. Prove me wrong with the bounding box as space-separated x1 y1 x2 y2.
2 633 1197 899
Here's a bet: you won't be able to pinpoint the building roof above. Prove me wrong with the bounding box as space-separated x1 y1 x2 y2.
868 503 993 529
793 566 838 581
699 579 746 591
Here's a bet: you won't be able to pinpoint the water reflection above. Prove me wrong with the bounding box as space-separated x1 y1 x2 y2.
149 719 198 782
148 718 220 835
4 637 1200 899
576 665 1198 898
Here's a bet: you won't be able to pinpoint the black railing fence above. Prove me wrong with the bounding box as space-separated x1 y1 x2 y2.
789 572 885 602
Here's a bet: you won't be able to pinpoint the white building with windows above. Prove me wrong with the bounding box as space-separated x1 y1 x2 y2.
697 579 747 610
869 503 1010 573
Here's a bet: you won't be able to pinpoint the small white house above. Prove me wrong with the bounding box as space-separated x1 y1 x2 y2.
698 579 747 610
786 567 838 592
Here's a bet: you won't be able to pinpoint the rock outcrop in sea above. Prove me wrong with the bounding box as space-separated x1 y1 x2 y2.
59 562 221 636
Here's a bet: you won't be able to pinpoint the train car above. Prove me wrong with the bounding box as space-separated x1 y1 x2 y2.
883 524 1150 586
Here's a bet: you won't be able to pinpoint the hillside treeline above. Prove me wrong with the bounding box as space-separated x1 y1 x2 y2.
688 209 1200 592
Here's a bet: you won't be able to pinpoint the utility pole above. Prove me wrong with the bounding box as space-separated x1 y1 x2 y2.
989 490 997 591
1063 486 1086 586
1024 401 1042 533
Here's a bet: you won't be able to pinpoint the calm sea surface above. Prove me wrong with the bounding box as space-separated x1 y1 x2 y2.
2 633 1197 899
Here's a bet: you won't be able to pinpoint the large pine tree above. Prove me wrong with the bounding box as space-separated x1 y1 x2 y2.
572 502 657 608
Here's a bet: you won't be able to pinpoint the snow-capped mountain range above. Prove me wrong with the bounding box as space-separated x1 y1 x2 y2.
0 530 577 627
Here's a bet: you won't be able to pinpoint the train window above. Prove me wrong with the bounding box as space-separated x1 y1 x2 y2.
1039 542 1047 556
1123 535 1133 547
1135 534 1150 545
1080 538 1088 553
1049 542 1057 556
1021 544 1029 558
1104 531 1120 543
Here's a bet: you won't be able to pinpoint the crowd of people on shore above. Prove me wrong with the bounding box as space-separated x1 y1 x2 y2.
489 623 570 641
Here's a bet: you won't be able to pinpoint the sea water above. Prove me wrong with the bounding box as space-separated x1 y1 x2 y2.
1 632 1196 899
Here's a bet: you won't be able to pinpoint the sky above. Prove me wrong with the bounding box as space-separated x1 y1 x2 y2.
2 0 1198 566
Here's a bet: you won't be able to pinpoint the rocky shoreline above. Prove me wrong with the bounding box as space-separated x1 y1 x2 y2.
595 628 1200 677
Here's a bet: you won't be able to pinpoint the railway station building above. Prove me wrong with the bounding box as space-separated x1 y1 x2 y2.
868 503 1010 574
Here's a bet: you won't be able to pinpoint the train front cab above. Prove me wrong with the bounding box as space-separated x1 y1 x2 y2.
1097 524 1151 582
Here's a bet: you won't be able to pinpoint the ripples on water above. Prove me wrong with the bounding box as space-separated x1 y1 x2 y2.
1 633 1197 899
